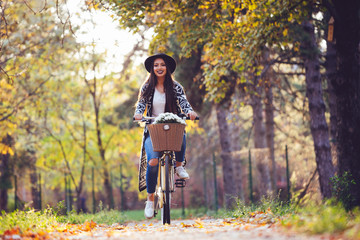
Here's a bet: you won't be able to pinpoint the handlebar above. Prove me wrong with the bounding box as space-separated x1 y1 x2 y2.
133 115 199 122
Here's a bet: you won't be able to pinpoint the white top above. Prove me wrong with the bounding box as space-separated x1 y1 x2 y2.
152 88 166 117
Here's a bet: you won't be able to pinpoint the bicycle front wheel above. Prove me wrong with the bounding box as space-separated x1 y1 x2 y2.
162 154 171 224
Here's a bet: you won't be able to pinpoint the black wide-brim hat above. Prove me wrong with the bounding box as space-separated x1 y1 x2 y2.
144 53 176 74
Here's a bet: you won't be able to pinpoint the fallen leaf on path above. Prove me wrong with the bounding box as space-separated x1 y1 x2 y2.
113 225 128 230
194 219 204 228
181 222 192 228
79 220 97 231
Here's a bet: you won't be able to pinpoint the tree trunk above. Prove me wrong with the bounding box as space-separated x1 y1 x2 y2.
250 80 272 195
76 192 87 213
29 156 41 210
0 135 14 211
325 38 338 169
0 155 10 211
215 104 237 209
264 75 276 193
228 108 243 199
332 0 360 208
75 118 87 212
251 92 266 148
103 171 114 209
87 73 114 209
302 21 335 198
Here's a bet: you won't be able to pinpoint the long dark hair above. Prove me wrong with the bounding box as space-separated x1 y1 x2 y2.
139 59 177 114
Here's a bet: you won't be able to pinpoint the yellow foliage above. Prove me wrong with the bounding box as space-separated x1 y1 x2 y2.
248 3 257 11
185 120 204 135
0 79 13 90
0 143 14 155
283 28 288 37
288 13 293 22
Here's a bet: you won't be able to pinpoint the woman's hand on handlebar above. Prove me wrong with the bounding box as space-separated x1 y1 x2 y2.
134 114 143 121
187 111 198 121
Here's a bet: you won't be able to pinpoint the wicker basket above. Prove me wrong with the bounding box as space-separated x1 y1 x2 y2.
148 123 186 152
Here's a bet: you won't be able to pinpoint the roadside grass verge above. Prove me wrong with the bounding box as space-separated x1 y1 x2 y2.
231 196 296 219
3 197 359 239
0 207 213 234
57 209 127 225
228 195 360 239
122 207 224 222
281 200 360 239
0 208 58 234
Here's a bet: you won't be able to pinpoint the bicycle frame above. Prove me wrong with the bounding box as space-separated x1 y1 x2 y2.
134 114 198 225
160 151 175 193
155 150 175 224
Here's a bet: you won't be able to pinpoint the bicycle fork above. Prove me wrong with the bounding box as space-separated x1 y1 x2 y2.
154 152 174 216
160 152 175 192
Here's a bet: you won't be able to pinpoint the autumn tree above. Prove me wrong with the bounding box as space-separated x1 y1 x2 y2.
0 0 79 210
99 0 350 202
220 0 359 204
329 0 360 208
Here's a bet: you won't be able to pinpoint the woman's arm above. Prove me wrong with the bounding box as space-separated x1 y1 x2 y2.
134 84 148 117
174 82 197 119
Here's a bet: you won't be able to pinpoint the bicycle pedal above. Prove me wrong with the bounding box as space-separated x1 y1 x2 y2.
175 179 186 188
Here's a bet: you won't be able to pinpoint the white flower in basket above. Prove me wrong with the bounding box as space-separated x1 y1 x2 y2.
153 112 186 125
149 113 186 152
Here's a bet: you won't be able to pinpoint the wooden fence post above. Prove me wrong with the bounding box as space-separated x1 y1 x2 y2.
285 145 291 202
212 153 218 213
38 173 42 210
92 167 96 213
249 149 254 204
120 164 124 211
14 175 17 210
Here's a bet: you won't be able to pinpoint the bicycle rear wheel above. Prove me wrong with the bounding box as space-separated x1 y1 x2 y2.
161 154 171 224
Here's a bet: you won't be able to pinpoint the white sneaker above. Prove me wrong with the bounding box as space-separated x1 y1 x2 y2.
144 201 154 219
176 166 190 179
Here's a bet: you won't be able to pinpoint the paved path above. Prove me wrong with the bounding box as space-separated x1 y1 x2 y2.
50 218 330 240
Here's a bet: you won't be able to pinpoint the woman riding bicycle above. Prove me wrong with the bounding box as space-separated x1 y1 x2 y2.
134 53 198 219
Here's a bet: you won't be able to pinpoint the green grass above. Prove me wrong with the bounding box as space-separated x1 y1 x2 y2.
229 196 360 239
0 208 58 234
231 196 296 219
281 200 360 239
57 209 127 225
0 206 217 234
58 206 215 224
122 207 222 222
5 197 359 239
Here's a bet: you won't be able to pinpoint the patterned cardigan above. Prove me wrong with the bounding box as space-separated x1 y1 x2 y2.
135 80 194 192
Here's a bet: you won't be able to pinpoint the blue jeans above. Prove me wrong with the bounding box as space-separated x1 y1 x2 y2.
144 133 186 194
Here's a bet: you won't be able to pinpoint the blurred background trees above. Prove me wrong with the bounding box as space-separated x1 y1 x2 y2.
1 0 359 212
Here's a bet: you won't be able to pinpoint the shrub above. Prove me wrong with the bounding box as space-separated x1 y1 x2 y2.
331 171 356 210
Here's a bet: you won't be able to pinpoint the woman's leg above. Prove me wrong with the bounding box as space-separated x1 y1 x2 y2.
174 134 189 179
144 135 160 196
144 135 161 218
175 133 186 167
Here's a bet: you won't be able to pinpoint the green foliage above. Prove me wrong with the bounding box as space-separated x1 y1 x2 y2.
0 0 144 207
0 209 58 234
57 209 126 225
232 195 295 219
231 197 360 238
121 207 217 222
52 201 67 216
0 206 216 234
331 171 356 210
101 0 315 104
282 200 356 235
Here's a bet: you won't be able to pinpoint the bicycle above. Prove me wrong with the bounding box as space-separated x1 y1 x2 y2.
135 114 198 224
